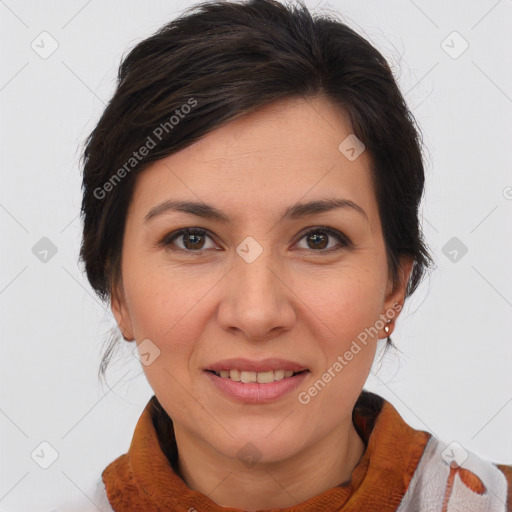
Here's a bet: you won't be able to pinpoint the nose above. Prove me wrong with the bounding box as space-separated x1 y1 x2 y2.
216 247 296 341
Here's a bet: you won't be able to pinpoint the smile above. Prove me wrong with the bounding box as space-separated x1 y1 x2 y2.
204 369 310 403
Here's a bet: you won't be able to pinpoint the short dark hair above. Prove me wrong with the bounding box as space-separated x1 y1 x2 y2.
79 0 434 381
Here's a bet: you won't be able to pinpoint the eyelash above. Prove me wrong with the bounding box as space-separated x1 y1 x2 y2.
159 226 352 255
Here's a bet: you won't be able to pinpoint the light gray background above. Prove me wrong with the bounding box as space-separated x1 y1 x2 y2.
1 0 511 510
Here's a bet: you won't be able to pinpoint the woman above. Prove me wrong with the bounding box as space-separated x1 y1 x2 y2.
78 0 511 510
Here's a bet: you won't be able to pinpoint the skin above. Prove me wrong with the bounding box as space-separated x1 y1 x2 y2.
111 95 413 510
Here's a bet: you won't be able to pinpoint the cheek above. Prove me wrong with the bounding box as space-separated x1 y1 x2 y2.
122 259 223 384
297 265 385 341
294 274 382 420
123 267 213 414
123 253 217 336
295 267 384 392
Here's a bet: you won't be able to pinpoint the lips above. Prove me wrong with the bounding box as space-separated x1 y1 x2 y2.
204 368 309 403
203 358 310 402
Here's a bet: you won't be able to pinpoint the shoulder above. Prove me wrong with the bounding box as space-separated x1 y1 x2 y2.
398 435 512 511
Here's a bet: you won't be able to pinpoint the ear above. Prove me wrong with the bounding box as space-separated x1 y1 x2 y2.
381 255 414 337
110 278 135 342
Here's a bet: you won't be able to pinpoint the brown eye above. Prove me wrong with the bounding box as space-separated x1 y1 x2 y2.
306 231 329 249
182 231 205 250
162 228 217 252
296 227 351 253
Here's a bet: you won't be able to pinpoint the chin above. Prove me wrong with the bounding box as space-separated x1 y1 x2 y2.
208 426 308 466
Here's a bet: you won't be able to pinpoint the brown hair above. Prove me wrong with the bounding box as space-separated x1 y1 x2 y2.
79 0 434 381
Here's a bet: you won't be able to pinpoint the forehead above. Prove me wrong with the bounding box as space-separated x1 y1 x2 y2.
128 96 378 228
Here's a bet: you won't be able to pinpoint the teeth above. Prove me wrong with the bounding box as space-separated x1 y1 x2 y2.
256 371 274 384
273 370 285 381
229 369 241 381
240 371 257 383
213 369 303 382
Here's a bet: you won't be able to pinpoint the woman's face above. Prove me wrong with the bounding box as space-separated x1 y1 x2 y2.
112 96 412 464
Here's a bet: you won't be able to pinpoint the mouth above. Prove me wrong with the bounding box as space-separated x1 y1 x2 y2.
203 360 310 403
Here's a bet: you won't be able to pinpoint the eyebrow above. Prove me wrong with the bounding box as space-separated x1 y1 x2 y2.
144 197 368 224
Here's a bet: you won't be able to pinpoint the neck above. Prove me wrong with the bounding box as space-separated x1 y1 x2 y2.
174 416 366 510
